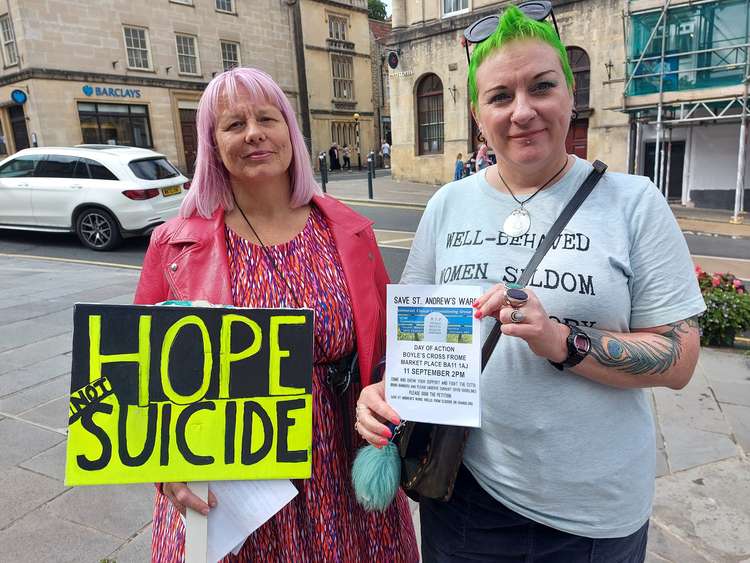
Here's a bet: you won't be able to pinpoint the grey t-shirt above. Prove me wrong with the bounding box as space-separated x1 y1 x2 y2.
401 157 706 538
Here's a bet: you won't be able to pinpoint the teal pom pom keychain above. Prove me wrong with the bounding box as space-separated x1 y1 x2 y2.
352 423 402 512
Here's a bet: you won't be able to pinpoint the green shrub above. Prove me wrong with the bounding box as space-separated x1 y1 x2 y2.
695 266 750 346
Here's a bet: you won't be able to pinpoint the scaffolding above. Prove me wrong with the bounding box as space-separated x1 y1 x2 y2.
622 0 750 221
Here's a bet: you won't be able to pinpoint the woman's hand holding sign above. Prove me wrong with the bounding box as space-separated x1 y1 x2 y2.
473 284 568 364
163 482 218 517
355 380 402 448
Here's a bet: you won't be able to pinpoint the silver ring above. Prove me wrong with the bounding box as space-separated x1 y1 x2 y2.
510 309 525 323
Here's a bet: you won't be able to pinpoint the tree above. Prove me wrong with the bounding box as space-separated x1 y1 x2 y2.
368 0 387 21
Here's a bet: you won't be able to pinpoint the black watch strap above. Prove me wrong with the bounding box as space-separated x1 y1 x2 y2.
549 325 591 371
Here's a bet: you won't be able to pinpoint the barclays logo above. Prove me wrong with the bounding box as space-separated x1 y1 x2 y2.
82 84 142 98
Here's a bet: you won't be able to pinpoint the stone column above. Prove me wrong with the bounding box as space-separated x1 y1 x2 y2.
391 0 406 29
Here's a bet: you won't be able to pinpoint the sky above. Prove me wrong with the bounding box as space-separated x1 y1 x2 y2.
383 0 392 16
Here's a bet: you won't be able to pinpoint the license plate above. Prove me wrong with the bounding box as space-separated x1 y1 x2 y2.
161 186 181 197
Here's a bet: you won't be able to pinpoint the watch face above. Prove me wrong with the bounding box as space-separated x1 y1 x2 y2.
572 333 590 354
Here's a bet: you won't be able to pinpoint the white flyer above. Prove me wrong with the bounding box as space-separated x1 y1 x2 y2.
205 479 298 562
385 284 482 427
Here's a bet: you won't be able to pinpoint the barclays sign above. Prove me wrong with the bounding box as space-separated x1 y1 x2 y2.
82 85 142 98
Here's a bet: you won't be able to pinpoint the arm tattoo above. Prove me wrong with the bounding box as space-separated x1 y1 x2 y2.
586 316 698 376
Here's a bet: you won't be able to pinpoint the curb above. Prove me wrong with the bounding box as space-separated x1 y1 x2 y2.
336 197 427 210
680 229 750 240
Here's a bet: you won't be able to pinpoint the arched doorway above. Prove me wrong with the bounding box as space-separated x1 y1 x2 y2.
566 47 590 159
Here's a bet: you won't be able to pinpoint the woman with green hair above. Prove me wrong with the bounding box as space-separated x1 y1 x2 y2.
355 4 705 562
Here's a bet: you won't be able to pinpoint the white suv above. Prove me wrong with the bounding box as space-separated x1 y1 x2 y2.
0 145 188 250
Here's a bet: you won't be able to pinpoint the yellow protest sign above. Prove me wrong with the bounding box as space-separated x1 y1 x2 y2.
65 304 314 486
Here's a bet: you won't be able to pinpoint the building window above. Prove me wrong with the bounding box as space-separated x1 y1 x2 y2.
331 55 354 100
0 14 18 66
170 0 193 4
416 74 444 155
629 0 747 95
443 0 469 16
328 15 348 41
220 40 240 71
176 34 200 75
123 26 152 70
215 0 234 13
331 121 357 149
566 47 590 110
77 102 153 148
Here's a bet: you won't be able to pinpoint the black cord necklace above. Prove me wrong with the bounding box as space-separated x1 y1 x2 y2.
230 192 302 309
496 156 569 237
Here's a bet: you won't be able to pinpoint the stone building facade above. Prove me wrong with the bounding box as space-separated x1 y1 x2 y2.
300 0 377 170
0 0 299 174
386 0 630 185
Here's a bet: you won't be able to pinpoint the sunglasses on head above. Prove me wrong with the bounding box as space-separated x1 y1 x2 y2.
463 0 560 63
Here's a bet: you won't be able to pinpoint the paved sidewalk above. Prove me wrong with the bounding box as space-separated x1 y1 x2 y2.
0 255 748 562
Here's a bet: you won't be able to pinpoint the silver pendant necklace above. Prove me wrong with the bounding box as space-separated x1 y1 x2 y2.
497 157 569 237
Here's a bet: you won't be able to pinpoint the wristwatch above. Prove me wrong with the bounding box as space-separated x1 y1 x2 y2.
549 325 591 371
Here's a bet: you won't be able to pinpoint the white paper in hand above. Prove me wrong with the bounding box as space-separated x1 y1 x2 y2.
206 479 298 562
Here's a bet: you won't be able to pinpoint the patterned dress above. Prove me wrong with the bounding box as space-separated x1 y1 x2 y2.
150 206 419 562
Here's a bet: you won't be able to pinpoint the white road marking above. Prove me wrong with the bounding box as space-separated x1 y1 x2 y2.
0 252 142 270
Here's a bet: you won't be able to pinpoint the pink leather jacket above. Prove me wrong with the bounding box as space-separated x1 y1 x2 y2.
134 194 389 386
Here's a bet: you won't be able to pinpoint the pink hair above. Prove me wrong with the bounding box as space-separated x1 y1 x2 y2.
180 67 321 218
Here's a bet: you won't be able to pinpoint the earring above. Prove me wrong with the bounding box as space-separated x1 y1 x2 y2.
477 131 486 143
571 109 579 121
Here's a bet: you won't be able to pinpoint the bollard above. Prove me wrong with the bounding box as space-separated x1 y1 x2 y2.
318 153 328 193
367 155 374 200
369 151 377 179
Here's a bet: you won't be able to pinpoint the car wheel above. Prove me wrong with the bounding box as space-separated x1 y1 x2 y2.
75 208 122 251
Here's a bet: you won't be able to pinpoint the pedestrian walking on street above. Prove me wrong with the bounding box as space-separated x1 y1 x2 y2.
355 5 705 562
329 142 341 171
135 67 418 563
464 150 476 176
343 144 352 170
381 140 391 168
454 152 464 181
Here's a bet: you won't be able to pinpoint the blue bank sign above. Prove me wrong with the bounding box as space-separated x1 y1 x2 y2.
82 85 142 98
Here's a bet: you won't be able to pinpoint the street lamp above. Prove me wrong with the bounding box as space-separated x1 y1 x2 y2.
353 112 362 170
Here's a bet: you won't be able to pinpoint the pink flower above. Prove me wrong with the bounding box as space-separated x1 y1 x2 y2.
695 265 703 274
733 279 742 288
711 276 721 287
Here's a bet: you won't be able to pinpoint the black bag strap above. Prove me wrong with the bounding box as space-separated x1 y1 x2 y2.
480 160 607 369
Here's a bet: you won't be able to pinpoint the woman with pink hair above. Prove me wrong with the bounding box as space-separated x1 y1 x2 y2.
475 142 489 172
135 67 418 562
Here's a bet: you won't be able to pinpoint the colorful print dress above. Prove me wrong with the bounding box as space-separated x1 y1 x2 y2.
150 206 419 562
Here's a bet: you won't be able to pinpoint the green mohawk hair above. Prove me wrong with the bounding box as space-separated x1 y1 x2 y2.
467 4 574 109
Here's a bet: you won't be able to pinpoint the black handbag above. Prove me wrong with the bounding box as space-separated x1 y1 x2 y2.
394 161 607 502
